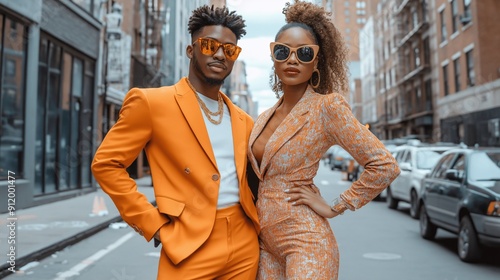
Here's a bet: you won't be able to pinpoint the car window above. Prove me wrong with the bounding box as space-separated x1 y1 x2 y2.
431 153 456 179
449 154 465 182
395 149 407 162
403 150 412 164
468 151 500 181
416 150 444 170
452 154 465 171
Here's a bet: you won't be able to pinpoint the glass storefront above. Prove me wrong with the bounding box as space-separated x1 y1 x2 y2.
35 34 94 195
0 14 27 179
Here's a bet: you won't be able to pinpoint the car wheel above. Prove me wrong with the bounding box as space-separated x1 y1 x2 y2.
458 216 482 262
386 187 398 209
419 205 437 240
409 190 420 219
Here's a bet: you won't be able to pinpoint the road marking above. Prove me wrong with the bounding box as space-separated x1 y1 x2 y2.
145 252 161 258
54 231 135 279
362 252 402 260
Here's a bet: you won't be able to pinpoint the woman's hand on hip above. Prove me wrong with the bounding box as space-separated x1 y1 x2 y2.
284 184 338 218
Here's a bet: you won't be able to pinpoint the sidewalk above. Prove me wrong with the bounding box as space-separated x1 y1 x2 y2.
0 176 154 278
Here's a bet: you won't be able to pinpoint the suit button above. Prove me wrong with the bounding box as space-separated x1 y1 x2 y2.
212 174 219 181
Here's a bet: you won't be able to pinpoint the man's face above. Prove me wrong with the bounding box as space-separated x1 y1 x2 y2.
187 25 239 86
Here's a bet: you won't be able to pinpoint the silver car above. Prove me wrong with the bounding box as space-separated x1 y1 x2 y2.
387 143 458 218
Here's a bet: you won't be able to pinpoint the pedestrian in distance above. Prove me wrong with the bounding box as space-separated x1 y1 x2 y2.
248 1 401 279
92 5 260 279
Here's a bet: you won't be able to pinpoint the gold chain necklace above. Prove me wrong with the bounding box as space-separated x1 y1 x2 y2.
186 78 224 125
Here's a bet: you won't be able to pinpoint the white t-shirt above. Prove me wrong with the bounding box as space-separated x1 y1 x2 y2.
196 93 239 208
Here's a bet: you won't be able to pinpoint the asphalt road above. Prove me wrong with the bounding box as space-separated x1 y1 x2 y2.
5 163 500 280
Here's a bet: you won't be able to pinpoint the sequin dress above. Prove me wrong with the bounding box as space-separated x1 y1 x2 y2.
248 88 400 280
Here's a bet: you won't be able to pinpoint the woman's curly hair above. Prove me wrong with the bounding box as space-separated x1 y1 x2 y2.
188 5 246 40
271 0 349 96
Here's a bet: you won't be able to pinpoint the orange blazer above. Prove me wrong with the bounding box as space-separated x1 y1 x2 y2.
91 77 259 265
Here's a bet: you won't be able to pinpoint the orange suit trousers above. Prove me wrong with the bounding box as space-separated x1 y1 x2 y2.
157 204 259 279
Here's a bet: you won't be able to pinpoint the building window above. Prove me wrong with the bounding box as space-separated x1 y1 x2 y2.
356 18 366 24
0 15 27 179
465 49 475 87
453 58 460 92
425 79 432 111
5 59 16 77
442 64 449 96
406 90 412 114
411 6 418 29
451 0 459 34
414 47 421 68
440 10 447 42
463 0 472 18
415 87 422 111
423 37 430 65
35 35 95 194
71 0 100 18
422 0 428 22
356 1 366 8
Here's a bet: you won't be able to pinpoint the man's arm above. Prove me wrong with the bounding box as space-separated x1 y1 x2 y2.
92 88 170 241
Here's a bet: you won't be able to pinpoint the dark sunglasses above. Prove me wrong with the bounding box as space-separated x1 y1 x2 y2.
270 42 319 64
194 37 242 61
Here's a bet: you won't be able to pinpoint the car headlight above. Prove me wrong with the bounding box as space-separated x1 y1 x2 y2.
487 201 500 216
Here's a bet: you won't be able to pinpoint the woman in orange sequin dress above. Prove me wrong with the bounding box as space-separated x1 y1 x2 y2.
248 1 401 279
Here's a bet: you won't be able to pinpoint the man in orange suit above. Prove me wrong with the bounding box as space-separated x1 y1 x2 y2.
91 5 259 279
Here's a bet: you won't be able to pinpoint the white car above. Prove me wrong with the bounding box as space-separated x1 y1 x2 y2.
387 143 458 218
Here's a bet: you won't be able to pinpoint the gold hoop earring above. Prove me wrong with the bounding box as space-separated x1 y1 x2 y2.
310 69 320 89
273 72 282 98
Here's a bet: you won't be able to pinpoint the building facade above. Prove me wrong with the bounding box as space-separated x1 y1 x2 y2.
357 0 499 147
0 0 102 211
435 0 500 147
392 0 436 141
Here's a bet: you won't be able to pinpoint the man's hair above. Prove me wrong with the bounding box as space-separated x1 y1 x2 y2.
188 5 246 40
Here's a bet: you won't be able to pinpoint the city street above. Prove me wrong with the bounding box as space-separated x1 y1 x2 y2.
5 163 500 280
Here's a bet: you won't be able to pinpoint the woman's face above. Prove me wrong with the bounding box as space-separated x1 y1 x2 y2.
272 26 318 89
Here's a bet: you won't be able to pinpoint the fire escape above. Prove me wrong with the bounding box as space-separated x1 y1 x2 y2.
394 0 433 140
132 0 166 88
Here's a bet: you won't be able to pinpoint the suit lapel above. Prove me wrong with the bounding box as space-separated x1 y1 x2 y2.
223 94 246 183
174 78 217 168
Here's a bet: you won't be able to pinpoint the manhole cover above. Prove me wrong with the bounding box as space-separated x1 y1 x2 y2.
362 253 402 260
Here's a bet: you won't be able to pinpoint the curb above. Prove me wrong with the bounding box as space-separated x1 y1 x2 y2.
0 215 123 278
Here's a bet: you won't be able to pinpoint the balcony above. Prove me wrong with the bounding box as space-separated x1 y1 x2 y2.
397 64 430 85
398 20 429 48
404 110 433 125
394 0 411 14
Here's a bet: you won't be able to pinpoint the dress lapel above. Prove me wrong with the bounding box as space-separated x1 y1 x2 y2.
251 88 315 178
248 99 282 179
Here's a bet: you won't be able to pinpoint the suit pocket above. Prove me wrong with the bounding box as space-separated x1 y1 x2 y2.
156 196 185 217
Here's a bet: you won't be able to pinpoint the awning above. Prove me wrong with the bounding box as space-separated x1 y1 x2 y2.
106 86 126 105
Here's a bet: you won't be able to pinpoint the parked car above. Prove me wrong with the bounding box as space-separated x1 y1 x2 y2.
327 145 351 171
326 145 359 181
419 147 500 262
386 143 459 218
356 143 400 201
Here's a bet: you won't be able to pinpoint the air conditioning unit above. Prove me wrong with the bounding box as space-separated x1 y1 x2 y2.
459 14 472 25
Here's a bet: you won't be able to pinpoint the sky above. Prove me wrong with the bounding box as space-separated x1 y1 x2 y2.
224 0 292 114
